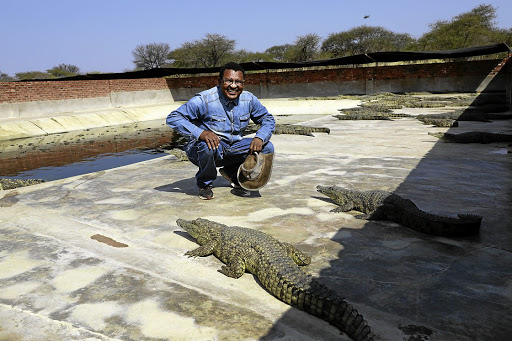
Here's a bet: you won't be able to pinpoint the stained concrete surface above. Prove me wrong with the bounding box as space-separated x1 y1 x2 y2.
1 106 511 341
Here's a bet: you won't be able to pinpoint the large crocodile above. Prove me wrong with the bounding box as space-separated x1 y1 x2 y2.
317 185 482 237
177 218 374 341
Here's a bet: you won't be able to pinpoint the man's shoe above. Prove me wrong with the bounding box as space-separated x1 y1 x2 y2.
219 168 242 189
198 186 214 200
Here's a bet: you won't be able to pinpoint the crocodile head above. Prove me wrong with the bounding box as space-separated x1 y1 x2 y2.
316 185 346 198
316 185 351 205
176 219 208 240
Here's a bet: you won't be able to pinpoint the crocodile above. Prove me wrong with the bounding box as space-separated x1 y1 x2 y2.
333 113 392 121
428 131 512 143
335 107 412 121
416 117 458 127
416 109 512 123
245 123 330 137
164 147 189 161
338 107 393 114
177 218 374 341
275 124 330 136
0 178 44 190
316 185 482 237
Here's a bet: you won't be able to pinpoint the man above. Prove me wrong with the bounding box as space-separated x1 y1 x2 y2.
166 62 275 200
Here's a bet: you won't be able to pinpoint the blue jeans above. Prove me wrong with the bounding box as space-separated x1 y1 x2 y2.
186 138 274 188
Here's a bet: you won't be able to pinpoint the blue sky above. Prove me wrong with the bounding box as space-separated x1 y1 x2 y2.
1 0 510 76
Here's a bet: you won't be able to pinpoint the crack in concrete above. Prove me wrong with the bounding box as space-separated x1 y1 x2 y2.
431 244 508 278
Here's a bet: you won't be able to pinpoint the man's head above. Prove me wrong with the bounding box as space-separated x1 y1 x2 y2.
218 62 245 100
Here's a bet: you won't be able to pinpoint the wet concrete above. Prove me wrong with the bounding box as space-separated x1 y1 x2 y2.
0 120 177 179
0 102 511 340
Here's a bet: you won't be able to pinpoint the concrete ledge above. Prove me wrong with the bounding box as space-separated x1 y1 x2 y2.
0 99 360 141
0 103 180 140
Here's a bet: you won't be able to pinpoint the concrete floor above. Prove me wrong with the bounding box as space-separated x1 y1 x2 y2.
1 106 511 340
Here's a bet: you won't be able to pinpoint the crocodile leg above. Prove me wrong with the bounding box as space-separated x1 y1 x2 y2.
218 252 246 278
331 202 354 213
185 242 217 257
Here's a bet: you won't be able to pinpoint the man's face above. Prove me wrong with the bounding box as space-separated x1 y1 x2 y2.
219 69 244 100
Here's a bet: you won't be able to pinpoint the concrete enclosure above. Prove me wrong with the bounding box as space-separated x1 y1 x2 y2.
1 55 512 341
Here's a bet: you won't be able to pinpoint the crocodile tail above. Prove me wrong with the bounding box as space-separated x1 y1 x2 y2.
290 279 374 341
398 209 482 237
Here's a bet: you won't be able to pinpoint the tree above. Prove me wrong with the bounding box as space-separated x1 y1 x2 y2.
413 4 506 50
132 43 171 70
0 71 15 82
169 34 236 68
265 44 293 62
321 26 414 58
287 34 322 62
495 27 512 46
15 71 54 80
199 33 236 67
47 64 81 78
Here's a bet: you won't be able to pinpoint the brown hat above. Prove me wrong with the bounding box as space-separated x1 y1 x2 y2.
237 152 274 191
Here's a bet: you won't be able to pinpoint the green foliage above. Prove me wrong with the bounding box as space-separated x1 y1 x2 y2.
0 71 15 82
412 4 506 50
15 71 55 80
265 44 293 61
321 26 414 58
496 27 512 46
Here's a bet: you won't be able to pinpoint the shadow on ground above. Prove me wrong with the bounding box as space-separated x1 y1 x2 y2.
261 90 512 339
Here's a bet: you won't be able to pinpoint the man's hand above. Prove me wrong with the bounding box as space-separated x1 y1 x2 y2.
199 130 220 150
249 137 264 154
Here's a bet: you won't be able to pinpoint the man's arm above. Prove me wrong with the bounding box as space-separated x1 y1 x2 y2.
166 96 221 150
249 96 275 144
166 95 205 141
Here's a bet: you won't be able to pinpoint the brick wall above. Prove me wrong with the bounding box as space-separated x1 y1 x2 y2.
166 59 507 85
0 78 170 104
0 59 509 105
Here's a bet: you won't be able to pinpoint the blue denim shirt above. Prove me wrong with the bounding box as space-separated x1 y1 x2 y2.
166 86 275 144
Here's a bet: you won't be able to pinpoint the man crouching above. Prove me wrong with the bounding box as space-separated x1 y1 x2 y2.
166 62 275 200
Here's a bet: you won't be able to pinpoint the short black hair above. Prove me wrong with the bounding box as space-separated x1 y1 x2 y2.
219 62 245 79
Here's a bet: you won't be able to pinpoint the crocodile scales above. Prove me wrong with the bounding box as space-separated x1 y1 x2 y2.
317 185 482 237
177 218 374 341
